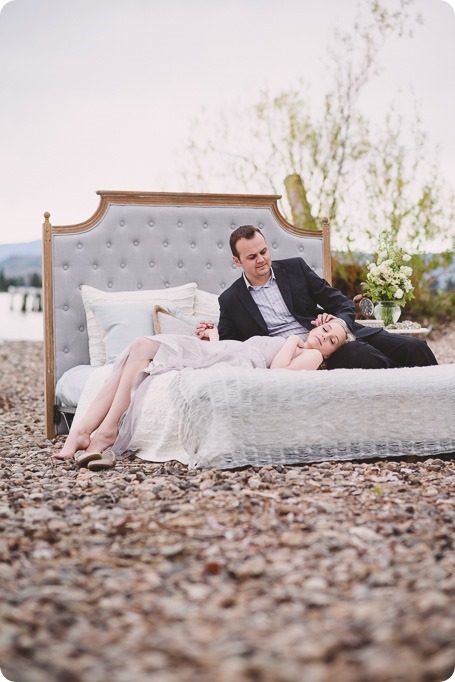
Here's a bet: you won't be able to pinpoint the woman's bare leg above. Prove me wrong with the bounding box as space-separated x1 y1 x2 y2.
53 372 123 458
54 338 160 458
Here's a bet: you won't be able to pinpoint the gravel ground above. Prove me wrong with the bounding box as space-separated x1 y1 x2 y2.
0 331 454 682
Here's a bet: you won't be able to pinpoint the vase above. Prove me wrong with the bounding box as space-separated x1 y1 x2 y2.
374 301 402 327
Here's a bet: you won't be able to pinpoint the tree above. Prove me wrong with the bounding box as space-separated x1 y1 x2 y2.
29 272 42 288
184 0 454 256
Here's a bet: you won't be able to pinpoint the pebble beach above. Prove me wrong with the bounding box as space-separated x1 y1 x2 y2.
1 332 454 682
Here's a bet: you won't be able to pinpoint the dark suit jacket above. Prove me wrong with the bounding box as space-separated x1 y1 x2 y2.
218 258 379 341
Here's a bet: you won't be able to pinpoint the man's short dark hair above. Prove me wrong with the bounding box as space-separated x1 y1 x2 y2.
230 225 264 258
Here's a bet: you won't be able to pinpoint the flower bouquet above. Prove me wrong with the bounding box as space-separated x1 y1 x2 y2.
361 231 414 326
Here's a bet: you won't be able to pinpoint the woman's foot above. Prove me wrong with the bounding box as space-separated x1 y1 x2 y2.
85 427 118 455
53 429 91 459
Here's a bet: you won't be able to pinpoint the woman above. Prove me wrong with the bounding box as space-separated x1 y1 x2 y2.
54 318 352 467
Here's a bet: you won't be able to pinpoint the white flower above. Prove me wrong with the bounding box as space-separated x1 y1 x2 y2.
361 230 414 305
400 266 413 277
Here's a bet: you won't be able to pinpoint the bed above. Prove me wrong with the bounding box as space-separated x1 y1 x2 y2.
42 190 455 468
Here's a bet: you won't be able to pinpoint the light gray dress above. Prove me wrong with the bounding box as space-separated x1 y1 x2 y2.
111 334 287 456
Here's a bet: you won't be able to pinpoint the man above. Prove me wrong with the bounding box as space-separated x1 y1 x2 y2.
200 225 437 370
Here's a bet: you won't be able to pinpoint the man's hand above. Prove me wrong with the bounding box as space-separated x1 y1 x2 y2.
311 313 335 327
196 320 215 340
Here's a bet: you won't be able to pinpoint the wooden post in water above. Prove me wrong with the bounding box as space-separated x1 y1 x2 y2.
21 291 28 312
8 286 43 312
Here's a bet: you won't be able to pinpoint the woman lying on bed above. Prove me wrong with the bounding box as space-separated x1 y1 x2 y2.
54 318 352 468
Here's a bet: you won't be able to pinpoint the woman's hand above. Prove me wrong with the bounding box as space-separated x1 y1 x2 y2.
196 320 215 340
270 335 302 369
271 335 323 371
196 321 219 342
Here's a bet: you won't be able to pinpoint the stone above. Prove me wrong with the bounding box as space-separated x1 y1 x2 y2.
0 338 454 682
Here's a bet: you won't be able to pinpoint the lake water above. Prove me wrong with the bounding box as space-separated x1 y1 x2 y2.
0 291 43 341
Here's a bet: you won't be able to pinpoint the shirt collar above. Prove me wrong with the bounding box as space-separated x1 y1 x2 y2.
243 267 276 290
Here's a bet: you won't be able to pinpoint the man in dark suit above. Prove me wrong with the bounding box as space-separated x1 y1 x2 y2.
213 225 437 369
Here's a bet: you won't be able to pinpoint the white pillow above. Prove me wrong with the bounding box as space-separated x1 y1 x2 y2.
91 301 155 363
81 283 197 366
193 288 220 320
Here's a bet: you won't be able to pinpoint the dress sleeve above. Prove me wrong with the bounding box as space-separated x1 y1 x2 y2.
245 336 288 368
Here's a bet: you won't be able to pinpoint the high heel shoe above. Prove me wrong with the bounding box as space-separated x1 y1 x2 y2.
74 450 103 467
87 448 116 471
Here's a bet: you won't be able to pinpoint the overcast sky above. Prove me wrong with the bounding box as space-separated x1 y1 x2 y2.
0 0 454 245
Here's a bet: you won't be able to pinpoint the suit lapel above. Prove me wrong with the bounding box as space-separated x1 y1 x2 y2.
235 278 269 332
273 264 294 314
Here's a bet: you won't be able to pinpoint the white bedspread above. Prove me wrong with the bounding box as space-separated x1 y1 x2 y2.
73 363 455 469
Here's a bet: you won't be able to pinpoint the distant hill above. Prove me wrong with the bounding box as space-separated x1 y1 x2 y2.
0 255 42 278
0 240 42 280
0 240 41 261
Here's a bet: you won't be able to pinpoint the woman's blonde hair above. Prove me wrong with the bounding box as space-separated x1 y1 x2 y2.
334 318 356 344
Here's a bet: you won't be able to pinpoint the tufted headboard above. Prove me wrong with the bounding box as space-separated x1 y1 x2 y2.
42 191 331 437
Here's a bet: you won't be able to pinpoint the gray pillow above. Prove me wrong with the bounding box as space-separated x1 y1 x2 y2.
153 305 201 336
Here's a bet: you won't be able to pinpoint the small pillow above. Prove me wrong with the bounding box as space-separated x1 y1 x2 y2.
193 288 220 320
81 283 197 366
153 305 200 336
91 301 156 363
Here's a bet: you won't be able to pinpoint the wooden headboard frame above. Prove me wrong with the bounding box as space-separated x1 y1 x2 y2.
42 191 331 438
